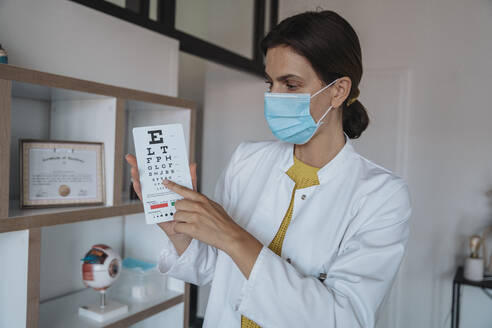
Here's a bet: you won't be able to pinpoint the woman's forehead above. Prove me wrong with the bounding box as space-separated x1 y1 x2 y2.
265 46 317 81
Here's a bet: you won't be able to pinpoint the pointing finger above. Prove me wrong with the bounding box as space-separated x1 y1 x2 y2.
163 179 207 202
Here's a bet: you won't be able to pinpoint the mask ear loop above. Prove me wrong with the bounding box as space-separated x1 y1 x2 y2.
311 78 339 125
316 105 333 126
311 78 339 98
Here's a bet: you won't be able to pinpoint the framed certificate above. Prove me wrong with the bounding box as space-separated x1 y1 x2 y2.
20 140 105 208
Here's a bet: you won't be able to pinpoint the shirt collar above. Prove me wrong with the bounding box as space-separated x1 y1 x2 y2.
277 133 355 185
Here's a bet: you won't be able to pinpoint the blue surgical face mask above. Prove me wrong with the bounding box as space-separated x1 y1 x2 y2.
264 78 338 144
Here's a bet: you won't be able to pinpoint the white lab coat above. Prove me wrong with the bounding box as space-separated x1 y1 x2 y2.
158 136 412 328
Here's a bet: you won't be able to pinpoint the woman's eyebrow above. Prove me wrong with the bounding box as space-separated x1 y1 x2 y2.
264 72 303 82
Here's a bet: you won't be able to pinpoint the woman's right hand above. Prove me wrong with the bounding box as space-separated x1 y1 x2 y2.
124 154 198 239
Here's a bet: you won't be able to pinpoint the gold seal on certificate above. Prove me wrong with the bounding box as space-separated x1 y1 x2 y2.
20 140 105 208
58 184 71 197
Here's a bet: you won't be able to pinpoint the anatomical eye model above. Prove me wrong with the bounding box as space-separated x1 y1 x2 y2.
79 244 128 322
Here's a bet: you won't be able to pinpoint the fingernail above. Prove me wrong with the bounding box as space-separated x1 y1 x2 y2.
163 179 169 185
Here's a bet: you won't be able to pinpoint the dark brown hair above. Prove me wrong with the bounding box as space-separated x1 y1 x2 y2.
261 10 369 139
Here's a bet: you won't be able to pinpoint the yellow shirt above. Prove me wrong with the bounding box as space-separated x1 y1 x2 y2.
241 153 320 327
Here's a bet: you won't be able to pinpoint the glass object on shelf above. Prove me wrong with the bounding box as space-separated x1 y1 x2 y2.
0 43 8 64
175 0 255 59
110 257 167 303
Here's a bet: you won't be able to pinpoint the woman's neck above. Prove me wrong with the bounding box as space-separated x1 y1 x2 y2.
293 126 346 169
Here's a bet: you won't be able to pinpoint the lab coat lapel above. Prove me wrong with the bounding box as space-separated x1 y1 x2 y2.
293 138 355 227
290 185 318 223
244 142 295 246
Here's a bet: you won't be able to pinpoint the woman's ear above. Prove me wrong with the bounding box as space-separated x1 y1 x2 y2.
331 77 352 108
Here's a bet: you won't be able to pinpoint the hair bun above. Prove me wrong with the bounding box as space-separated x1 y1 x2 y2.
342 99 369 139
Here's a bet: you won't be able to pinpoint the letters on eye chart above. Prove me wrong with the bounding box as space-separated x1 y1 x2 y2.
133 124 193 224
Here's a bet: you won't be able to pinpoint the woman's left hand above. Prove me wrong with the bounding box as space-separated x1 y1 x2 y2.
163 178 262 278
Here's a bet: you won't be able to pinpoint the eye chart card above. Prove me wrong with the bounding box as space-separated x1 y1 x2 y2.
132 124 193 224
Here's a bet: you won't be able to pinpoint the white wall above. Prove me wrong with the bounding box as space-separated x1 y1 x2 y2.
201 62 272 197
0 0 180 327
278 1 492 327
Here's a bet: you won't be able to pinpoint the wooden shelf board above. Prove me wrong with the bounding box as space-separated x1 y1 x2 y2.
0 199 143 233
0 64 196 110
39 288 184 328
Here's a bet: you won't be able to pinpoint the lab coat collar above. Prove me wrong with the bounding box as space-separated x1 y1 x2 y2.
277 133 354 185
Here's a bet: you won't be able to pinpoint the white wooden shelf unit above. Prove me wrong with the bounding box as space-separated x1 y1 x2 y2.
0 64 196 328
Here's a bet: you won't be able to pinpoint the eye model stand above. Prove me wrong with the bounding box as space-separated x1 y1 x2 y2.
79 288 128 322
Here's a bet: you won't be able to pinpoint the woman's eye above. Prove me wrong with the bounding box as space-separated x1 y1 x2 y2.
286 84 298 90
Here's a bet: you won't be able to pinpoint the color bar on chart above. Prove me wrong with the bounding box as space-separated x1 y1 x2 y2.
151 203 168 209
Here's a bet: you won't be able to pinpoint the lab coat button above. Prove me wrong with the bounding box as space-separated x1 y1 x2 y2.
286 258 292 264
301 194 306 200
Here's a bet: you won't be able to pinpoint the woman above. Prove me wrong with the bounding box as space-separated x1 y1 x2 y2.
126 10 411 328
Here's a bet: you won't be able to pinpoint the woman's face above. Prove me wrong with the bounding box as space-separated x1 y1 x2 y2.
264 45 350 124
